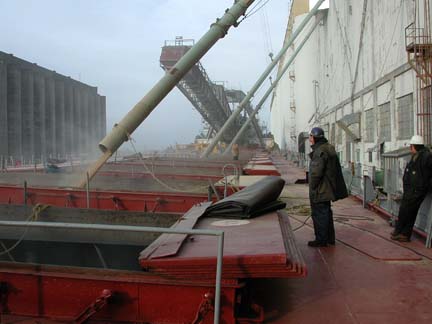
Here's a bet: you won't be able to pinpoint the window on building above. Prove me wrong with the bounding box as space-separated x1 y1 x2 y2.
336 124 342 144
338 151 344 163
365 109 375 143
346 142 351 163
397 94 413 140
379 102 391 141
323 124 329 139
330 123 335 144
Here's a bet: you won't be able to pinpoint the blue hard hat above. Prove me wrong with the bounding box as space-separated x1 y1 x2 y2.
309 127 325 138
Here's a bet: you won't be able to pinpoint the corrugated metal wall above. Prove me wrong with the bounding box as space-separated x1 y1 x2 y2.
0 52 106 163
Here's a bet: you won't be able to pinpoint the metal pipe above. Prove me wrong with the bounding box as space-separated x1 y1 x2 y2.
23 181 27 206
208 185 212 201
93 244 108 269
224 12 324 155
313 80 319 113
77 0 256 188
201 0 326 158
86 172 90 208
0 219 225 324
215 230 225 322
363 172 367 209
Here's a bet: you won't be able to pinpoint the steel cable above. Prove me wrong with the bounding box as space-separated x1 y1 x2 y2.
129 138 216 193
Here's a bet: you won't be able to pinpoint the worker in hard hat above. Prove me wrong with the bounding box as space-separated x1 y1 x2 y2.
232 143 239 160
308 127 348 247
391 135 432 242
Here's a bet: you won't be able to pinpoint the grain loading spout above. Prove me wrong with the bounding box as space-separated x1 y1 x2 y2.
77 0 256 188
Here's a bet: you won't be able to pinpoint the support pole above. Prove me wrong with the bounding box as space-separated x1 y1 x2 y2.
77 0 256 188
244 105 265 147
23 181 27 206
363 172 368 209
86 172 90 208
201 0 326 158
224 12 325 155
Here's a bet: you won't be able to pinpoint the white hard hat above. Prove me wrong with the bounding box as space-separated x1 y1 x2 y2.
410 135 424 145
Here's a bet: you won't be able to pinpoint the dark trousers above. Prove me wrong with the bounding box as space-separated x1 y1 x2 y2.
395 193 426 238
310 201 335 243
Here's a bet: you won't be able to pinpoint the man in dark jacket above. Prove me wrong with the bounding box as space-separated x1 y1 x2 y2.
391 135 432 242
308 127 348 247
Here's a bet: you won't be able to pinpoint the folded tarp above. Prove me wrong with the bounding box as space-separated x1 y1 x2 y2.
204 176 286 218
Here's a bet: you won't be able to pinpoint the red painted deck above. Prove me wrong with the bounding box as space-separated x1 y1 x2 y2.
260 155 432 324
2 154 432 323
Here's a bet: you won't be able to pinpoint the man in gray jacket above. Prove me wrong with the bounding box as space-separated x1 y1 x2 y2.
308 127 348 247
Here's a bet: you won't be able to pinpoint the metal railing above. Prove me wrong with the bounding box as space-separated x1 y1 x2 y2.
222 164 240 198
0 220 225 324
405 23 432 49
163 38 195 47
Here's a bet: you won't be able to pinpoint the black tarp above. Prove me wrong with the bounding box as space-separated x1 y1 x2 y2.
204 176 286 218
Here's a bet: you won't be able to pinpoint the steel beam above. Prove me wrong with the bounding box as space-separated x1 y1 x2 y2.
336 120 360 142
79 0 256 187
224 11 325 154
201 0 326 158
225 89 264 145
161 58 234 137
244 102 265 146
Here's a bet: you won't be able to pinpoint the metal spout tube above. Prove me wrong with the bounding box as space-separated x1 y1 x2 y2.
224 11 325 154
201 0 326 158
78 0 256 187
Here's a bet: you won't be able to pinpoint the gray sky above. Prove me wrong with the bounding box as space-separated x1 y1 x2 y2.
0 0 290 151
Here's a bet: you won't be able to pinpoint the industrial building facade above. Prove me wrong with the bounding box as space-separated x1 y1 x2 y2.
270 0 432 231
271 0 431 169
0 51 106 164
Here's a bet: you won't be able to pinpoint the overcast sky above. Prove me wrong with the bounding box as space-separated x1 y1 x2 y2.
0 0 292 151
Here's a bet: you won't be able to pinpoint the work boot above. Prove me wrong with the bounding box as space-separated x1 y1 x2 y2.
328 240 335 245
390 233 410 242
390 230 399 238
308 240 327 247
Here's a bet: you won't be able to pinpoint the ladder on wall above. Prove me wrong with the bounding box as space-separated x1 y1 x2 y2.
405 0 432 145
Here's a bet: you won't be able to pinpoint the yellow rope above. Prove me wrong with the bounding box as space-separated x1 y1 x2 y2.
0 204 51 256
30 203 51 221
